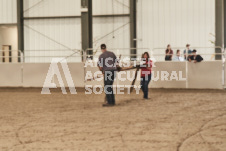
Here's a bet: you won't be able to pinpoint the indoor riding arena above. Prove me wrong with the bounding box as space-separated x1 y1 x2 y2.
0 0 226 151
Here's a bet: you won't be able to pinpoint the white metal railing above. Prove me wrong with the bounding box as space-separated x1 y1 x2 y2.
24 49 82 63
14 47 225 63
0 50 23 63
152 46 223 61
21 48 151 63
0 47 224 63
84 48 151 61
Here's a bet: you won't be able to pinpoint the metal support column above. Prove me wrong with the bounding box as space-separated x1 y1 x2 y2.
130 0 137 59
17 0 24 53
81 0 93 58
215 0 224 60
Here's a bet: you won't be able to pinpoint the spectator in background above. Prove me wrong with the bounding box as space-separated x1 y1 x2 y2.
188 49 203 63
184 44 192 60
173 50 184 61
165 44 173 61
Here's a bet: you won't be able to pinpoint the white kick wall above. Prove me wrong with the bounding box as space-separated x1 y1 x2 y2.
0 0 17 24
0 61 223 89
137 0 216 60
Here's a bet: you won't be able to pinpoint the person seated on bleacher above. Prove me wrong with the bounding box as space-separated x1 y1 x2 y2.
165 44 174 61
173 50 184 61
184 44 192 60
188 50 203 63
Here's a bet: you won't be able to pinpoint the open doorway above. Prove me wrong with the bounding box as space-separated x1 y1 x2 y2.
2 45 12 63
0 25 19 63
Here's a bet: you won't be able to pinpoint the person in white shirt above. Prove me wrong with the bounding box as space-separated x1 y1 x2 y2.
173 50 184 61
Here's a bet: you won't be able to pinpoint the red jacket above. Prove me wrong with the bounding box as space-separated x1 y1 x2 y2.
141 60 152 77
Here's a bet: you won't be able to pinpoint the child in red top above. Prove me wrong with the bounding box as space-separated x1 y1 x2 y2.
140 52 152 99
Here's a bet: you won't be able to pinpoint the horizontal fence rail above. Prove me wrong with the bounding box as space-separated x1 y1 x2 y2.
152 46 223 62
24 49 82 63
0 50 23 63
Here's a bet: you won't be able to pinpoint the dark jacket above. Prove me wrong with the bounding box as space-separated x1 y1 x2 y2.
165 49 173 61
189 55 203 62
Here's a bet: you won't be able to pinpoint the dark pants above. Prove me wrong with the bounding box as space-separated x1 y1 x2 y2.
104 71 116 105
165 55 172 61
140 74 152 99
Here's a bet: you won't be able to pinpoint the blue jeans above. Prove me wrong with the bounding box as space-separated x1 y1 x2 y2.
140 74 152 99
104 71 116 105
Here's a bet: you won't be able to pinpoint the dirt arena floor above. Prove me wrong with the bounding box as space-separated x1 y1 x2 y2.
0 88 226 151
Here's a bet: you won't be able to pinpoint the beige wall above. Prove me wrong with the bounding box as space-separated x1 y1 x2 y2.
0 26 18 50
150 62 186 88
188 61 222 89
56 63 85 88
225 61 226 88
23 63 52 87
23 63 85 88
0 61 223 89
0 64 22 87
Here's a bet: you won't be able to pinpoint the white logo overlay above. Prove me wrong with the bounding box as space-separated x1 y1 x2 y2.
41 58 77 94
41 57 186 94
